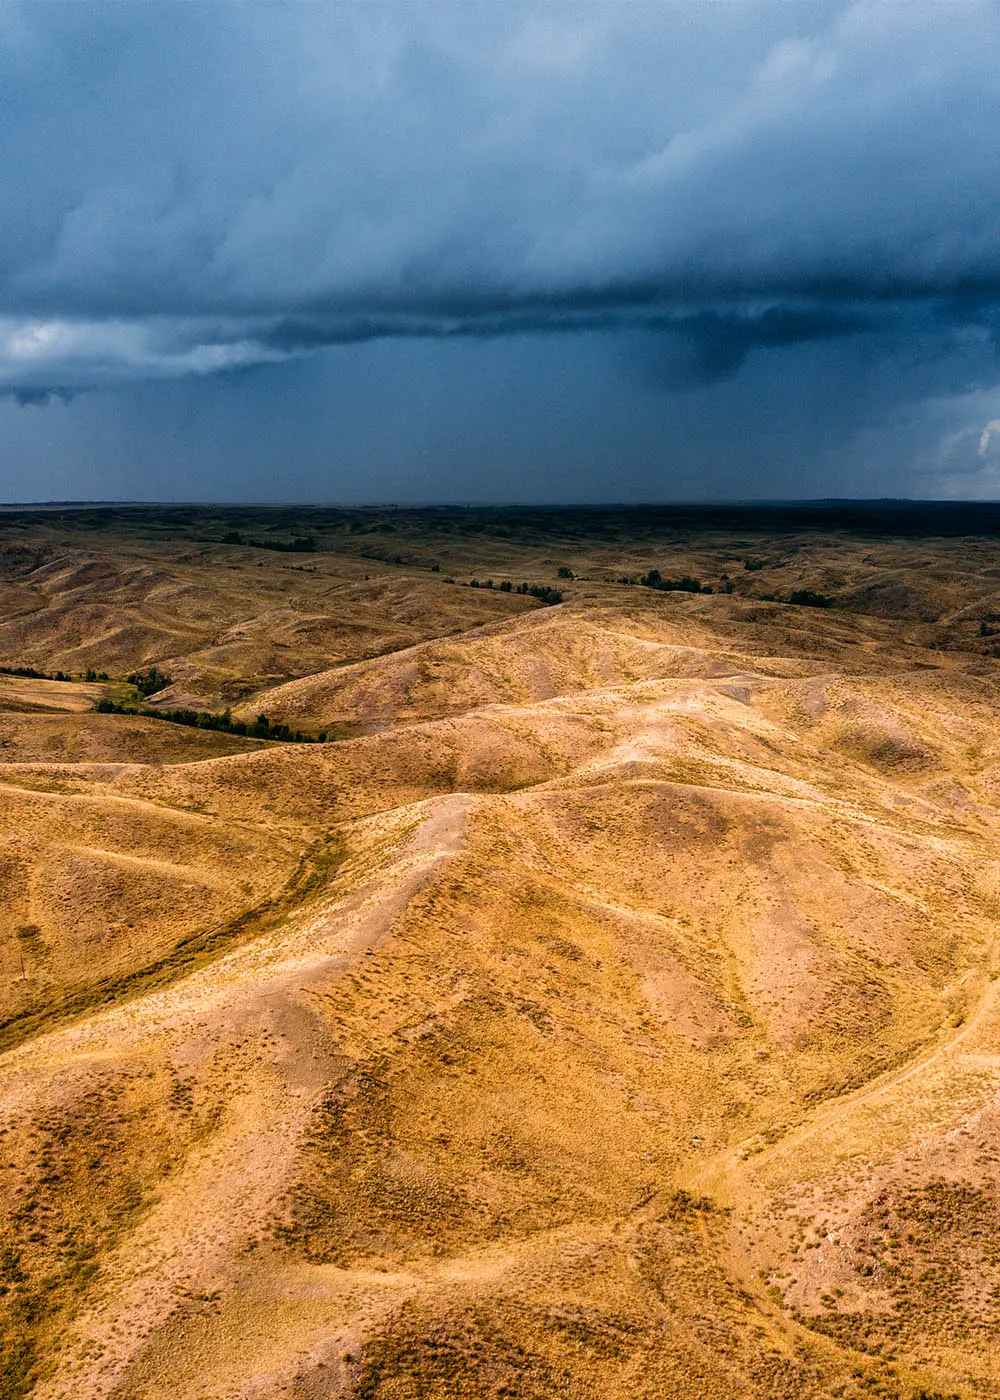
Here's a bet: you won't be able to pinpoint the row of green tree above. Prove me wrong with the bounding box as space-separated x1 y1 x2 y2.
0 664 110 682
457 579 564 603
612 571 834 608
95 699 330 743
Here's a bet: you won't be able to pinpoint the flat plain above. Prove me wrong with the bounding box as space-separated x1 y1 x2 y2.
3 502 1000 1400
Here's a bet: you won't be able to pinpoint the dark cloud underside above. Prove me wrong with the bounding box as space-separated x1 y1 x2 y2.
2 1 1000 500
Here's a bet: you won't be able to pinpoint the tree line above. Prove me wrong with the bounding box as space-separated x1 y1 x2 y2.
95 699 330 743
0 664 109 682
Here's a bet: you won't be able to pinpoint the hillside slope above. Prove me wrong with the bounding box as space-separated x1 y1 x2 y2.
2 506 1000 1400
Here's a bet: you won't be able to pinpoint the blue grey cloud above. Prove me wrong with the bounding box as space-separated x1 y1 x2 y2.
2 0 1000 396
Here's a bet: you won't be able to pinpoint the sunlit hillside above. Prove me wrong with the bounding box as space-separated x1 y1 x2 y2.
2 504 1000 1400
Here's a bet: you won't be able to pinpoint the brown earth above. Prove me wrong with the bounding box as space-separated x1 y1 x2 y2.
2 503 1000 1400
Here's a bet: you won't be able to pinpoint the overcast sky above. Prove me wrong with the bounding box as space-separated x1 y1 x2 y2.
2 0 1000 502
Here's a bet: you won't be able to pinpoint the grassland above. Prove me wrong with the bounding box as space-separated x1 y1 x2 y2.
2 502 1000 1399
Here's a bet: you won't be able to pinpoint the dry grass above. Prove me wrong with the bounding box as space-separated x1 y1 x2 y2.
1 506 1000 1399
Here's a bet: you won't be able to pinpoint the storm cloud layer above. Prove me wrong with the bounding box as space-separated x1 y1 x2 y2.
3 0 1000 500
2 1 1000 389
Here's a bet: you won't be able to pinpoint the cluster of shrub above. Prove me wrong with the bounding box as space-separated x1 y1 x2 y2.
452 579 564 604
96 698 328 743
0 664 109 681
359 548 408 566
126 666 172 696
743 588 835 607
787 589 833 608
612 569 834 608
643 569 708 594
222 532 316 553
615 569 712 594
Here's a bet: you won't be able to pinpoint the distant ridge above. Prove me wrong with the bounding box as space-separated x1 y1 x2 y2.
3 498 1000 536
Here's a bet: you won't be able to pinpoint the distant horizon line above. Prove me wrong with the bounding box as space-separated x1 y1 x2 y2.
1 497 997 511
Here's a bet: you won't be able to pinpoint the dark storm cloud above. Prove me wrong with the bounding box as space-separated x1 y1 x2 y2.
635 305 876 389
2 0 1000 397
5 387 74 407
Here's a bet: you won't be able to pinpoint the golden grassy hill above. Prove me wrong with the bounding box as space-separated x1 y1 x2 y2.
2 503 1000 1400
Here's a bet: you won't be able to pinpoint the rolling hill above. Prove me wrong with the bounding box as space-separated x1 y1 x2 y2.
1 504 1000 1400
